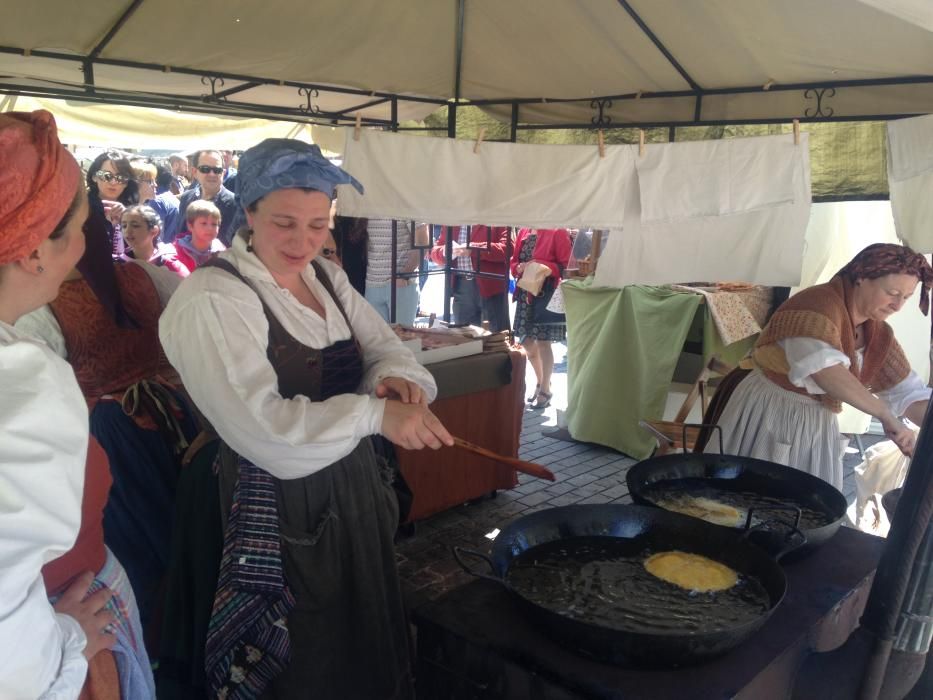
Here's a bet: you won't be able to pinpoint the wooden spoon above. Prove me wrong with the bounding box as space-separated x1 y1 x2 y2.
452 437 556 482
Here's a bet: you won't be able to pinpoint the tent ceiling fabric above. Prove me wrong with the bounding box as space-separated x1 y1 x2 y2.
0 0 931 126
0 95 336 151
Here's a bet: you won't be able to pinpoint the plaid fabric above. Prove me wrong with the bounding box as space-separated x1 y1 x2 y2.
456 225 473 273
54 549 156 699
205 456 295 699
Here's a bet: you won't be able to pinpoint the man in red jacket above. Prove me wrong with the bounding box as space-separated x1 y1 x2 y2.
430 225 510 331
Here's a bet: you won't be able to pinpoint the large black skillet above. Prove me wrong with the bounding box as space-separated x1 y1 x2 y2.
626 433 847 559
454 504 801 668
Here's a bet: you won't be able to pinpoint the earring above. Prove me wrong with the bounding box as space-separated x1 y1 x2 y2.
37 265 44 273
246 229 254 253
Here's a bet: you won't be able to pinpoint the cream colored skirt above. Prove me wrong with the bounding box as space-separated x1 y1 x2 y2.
704 370 846 491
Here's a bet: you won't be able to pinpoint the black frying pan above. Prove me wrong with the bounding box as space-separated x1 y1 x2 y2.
626 439 847 559
454 504 800 667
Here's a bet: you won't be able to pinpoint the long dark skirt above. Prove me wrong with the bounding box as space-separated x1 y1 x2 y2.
157 438 413 699
92 399 196 643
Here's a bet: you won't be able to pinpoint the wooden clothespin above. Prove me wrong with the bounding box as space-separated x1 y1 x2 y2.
638 129 646 157
792 118 800 145
597 130 606 158
473 127 486 154
762 78 775 91
354 114 362 142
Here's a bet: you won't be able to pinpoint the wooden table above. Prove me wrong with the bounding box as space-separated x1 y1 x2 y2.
397 348 526 522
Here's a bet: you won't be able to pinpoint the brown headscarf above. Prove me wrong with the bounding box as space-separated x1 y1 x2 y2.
0 110 81 265
837 243 933 315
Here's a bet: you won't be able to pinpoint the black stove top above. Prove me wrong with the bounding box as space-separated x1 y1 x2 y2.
413 526 884 700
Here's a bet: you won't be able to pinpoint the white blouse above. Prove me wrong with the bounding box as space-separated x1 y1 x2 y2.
0 321 89 699
779 337 931 417
158 235 437 479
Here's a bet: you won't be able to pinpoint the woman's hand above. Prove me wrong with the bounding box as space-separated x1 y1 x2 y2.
516 262 526 276
376 377 428 405
53 571 116 661
881 412 916 457
101 200 125 225
381 400 454 450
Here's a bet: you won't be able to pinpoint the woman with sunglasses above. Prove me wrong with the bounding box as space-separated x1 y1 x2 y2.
87 150 139 258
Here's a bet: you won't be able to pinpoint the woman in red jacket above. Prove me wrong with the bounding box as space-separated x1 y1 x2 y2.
510 228 572 409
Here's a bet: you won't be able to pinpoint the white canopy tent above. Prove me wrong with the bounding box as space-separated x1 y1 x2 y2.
0 95 325 150
0 0 931 130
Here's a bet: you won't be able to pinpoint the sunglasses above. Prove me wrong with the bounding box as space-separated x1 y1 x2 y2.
197 165 224 175
95 169 130 184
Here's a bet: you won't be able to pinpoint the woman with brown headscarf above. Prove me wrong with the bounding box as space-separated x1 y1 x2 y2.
706 243 933 490
0 110 119 698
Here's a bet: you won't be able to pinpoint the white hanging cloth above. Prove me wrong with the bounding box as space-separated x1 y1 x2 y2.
595 133 811 288
887 113 933 253
338 129 634 228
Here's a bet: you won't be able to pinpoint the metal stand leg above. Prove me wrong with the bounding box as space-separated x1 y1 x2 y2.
854 433 866 460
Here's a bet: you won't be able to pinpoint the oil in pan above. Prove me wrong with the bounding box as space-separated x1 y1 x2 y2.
505 536 770 635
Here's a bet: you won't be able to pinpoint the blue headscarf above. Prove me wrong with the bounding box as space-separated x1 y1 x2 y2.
232 138 363 232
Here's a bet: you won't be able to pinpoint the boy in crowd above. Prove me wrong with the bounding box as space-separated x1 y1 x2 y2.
172 200 226 275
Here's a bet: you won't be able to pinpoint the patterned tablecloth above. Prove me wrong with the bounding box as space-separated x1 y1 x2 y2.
670 285 773 347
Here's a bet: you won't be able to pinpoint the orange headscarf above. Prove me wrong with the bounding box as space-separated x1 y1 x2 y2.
0 110 81 265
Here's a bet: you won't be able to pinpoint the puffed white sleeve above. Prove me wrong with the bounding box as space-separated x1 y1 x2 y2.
14 305 68 359
778 337 851 394
37 613 88 699
876 371 931 418
130 258 181 307
319 260 437 400
159 282 389 479
0 341 88 698
0 583 88 700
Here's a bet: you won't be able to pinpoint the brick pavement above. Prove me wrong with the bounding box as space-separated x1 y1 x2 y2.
396 348 637 607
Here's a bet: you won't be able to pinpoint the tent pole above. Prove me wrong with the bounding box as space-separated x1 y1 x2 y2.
454 0 466 103
85 0 148 94
614 0 701 91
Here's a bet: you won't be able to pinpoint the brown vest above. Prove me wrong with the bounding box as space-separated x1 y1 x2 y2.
753 275 910 412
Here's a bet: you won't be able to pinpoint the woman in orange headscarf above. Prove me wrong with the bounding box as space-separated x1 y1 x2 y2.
706 243 933 490
0 111 119 698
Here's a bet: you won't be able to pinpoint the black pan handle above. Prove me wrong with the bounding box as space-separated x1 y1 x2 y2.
683 423 723 454
744 504 802 532
452 546 504 585
742 518 808 562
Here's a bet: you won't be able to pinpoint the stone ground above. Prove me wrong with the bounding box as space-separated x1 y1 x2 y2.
396 343 883 608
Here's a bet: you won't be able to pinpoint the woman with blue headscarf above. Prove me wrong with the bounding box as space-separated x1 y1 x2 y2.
157 139 452 699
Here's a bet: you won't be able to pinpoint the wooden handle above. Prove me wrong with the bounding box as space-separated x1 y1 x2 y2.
452 437 556 482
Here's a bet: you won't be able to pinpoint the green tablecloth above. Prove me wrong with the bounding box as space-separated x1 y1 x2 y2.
562 279 756 460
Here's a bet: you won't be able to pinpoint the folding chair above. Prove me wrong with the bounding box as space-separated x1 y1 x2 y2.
639 356 734 455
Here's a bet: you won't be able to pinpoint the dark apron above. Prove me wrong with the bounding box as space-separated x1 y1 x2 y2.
158 259 412 700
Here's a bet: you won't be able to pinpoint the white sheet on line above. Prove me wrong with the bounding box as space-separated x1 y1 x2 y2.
635 134 798 223
594 133 811 288
337 129 634 228
887 114 933 253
